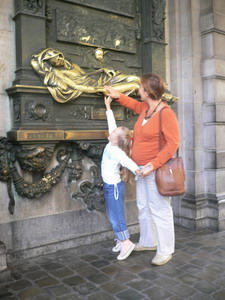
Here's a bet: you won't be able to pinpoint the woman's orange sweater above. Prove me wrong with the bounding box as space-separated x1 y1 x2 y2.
116 94 180 169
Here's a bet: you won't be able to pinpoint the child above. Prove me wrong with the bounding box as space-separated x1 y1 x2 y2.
101 96 141 260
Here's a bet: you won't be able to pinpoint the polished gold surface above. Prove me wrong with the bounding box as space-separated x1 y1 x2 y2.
8 130 65 141
64 130 108 140
31 48 140 103
6 85 48 95
94 48 106 61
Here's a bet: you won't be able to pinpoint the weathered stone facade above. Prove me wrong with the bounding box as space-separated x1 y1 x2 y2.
167 0 225 231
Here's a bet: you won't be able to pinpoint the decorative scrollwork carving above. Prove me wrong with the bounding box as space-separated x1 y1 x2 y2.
25 100 51 121
15 145 54 172
0 136 106 214
67 145 84 184
0 138 14 214
9 146 72 199
71 142 105 211
79 142 105 163
152 0 166 41
69 106 90 120
72 165 105 211
0 138 12 182
23 0 43 14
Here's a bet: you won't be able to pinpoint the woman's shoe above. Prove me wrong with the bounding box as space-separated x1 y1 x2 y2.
117 241 135 260
151 254 172 266
134 242 157 251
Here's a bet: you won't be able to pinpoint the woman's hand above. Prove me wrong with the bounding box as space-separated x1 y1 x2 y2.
104 96 113 110
105 86 121 99
141 162 154 177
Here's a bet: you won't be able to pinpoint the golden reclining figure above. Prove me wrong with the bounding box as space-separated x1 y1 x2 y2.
31 48 177 104
31 48 141 103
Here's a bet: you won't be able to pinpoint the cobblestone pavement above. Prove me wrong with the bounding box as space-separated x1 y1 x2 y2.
1 226 225 300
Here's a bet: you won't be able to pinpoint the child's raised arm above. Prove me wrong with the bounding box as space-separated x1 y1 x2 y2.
104 96 117 133
104 96 114 111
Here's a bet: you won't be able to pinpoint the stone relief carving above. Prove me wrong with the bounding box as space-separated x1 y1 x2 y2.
23 0 43 14
10 146 72 200
0 138 107 214
152 0 166 41
55 8 137 53
14 99 21 121
73 166 105 211
15 145 55 172
72 142 105 211
69 106 90 120
67 144 84 184
25 101 51 121
61 0 135 17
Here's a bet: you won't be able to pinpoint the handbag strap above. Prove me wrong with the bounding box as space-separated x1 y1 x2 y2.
158 107 179 156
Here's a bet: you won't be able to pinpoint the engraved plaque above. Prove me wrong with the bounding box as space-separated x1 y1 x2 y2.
91 107 124 120
18 131 64 141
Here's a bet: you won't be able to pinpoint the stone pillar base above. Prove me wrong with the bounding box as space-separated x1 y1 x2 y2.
0 241 11 282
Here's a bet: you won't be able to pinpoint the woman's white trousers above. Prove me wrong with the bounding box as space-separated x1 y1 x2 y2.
136 171 175 255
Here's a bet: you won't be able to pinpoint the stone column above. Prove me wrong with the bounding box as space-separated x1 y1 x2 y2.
201 0 225 231
141 0 166 77
13 0 47 85
167 0 225 231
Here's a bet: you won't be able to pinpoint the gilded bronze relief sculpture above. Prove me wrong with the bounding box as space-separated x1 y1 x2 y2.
31 48 141 103
31 48 178 104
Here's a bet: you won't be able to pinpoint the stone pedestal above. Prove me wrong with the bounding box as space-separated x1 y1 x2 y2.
0 241 11 282
0 241 7 271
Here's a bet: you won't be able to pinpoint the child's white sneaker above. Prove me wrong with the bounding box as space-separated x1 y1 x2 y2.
112 240 122 252
117 241 135 260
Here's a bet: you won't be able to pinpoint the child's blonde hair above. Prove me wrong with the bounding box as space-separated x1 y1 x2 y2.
116 126 135 183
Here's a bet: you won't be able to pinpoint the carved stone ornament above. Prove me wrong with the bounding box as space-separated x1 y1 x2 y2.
15 145 55 172
25 100 51 121
72 166 105 211
55 7 137 53
0 137 107 214
152 0 166 41
62 0 135 17
23 0 43 14
66 144 84 184
10 147 72 200
71 142 105 211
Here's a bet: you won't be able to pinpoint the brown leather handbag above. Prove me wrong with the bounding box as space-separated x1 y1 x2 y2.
155 108 186 196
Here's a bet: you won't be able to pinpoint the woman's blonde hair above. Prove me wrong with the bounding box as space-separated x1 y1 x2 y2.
117 126 135 183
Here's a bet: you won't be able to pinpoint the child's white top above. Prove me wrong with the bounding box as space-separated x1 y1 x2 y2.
101 109 139 184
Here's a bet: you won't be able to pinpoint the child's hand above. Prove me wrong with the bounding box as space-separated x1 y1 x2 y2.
135 169 142 177
104 96 113 110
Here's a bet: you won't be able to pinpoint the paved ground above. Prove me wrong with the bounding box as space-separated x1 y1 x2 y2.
1 226 225 300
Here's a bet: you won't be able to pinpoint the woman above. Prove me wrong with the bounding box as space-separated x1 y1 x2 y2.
105 73 180 266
